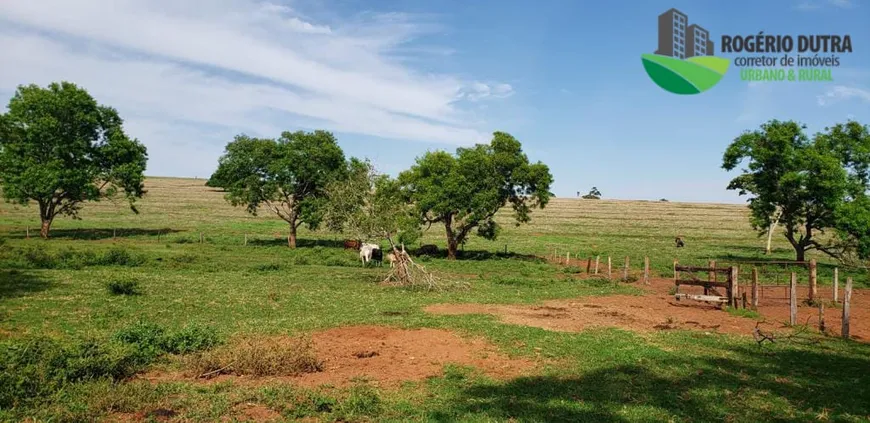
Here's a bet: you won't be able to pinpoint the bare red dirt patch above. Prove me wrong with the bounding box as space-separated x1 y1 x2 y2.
426 277 870 341
141 325 536 388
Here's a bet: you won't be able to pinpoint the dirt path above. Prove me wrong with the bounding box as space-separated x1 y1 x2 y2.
141 325 536 389
426 277 868 341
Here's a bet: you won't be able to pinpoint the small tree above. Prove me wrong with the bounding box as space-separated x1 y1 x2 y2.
0 82 148 238
209 130 346 248
324 158 420 246
722 119 870 261
398 131 553 259
581 187 602 199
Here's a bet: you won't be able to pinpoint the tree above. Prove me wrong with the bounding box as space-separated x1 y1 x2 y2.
722 119 870 262
0 82 148 239
398 131 553 259
324 158 420 246
209 130 346 248
582 187 602 199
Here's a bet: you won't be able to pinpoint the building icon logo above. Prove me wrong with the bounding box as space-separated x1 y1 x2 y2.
642 8 730 94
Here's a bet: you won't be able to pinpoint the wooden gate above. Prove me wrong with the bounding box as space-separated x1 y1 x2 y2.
673 264 740 308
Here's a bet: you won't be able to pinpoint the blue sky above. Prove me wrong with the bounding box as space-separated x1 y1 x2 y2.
0 0 868 203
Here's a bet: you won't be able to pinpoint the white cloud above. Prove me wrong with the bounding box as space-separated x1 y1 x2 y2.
0 0 513 175
459 82 515 101
817 85 870 106
796 0 855 9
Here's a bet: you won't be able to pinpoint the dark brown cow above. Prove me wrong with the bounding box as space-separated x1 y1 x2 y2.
344 239 361 250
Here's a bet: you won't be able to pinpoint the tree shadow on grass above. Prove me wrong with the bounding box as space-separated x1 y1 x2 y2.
16 228 183 241
409 249 545 263
430 342 870 422
0 269 53 300
246 238 347 249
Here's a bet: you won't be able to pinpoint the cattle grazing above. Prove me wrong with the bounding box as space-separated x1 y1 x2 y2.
675 237 685 248
344 239 361 250
387 252 397 268
418 244 439 256
359 243 382 266
370 247 383 266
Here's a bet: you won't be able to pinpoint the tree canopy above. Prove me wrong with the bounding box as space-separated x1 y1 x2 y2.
398 131 553 259
0 81 148 238
324 158 420 247
208 130 346 248
722 119 870 262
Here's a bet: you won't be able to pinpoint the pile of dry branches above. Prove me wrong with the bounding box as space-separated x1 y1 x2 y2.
381 238 468 291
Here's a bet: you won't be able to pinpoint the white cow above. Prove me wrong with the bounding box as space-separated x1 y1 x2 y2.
359 243 381 266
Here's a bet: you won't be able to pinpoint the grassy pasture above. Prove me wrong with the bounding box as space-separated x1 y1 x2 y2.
1 177 869 422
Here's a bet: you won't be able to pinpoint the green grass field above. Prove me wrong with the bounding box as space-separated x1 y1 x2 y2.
1 177 868 422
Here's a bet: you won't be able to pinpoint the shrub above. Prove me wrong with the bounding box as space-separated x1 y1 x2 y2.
113 321 220 358
100 248 146 266
0 337 142 409
106 278 142 296
162 324 221 355
13 246 145 269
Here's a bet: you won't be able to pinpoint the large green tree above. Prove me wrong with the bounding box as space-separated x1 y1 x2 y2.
209 130 346 248
0 82 148 239
722 119 870 262
398 131 553 259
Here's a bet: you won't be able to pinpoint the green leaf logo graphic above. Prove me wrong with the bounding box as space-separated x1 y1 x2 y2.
641 54 730 94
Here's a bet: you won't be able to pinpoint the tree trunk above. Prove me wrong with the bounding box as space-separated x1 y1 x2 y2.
288 223 297 248
445 215 458 260
40 218 52 239
796 247 805 263
765 210 781 255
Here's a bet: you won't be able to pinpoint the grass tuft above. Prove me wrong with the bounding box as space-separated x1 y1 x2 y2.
187 335 322 378
106 278 142 296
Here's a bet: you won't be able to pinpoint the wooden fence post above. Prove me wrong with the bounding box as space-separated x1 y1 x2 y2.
566 251 570 265
594 256 600 274
833 268 839 303
200 232 204 244
789 272 797 326
842 277 853 339
244 234 248 246
113 228 117 239
819 303 826 333
607 256 612 280
808 258 818 302
586 257 592 274
157 231 161 243
751 267 759 310
26 226 30 239
643 257 650 285
742 292 748 309
730 266 740 308
707 260 716 295
623 256 629 281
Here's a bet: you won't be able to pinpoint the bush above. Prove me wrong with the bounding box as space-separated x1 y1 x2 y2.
0 337 142 408
113 321 220 358
13 246 145 269
106 278 142 296
100 248 146 266
162 324 221 355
